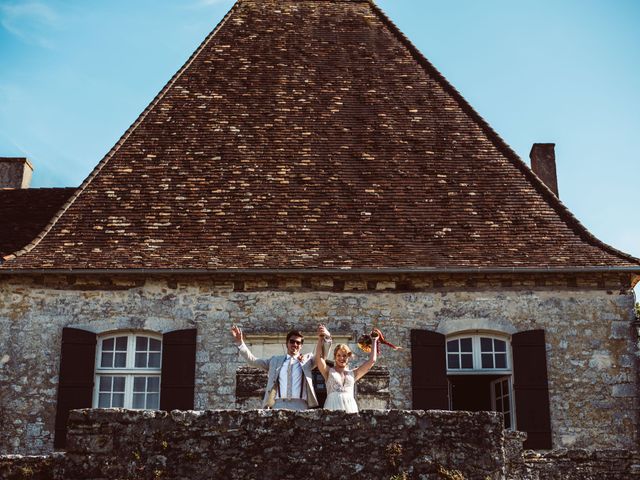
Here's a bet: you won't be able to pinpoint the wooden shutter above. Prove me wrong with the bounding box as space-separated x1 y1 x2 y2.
411 330 449 409
54 327 96 449
512 329 552 449
160 329 197 410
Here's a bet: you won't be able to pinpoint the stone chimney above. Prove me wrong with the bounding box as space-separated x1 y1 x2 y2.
529 143 558 197
0 157 33 189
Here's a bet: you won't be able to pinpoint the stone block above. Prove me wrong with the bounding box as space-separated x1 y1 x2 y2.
611 321 631 340
612 383 636 398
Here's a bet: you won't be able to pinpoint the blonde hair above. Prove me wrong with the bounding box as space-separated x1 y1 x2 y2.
333 343 353 359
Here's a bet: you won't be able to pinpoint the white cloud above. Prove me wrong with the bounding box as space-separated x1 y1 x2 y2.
0 1 59 48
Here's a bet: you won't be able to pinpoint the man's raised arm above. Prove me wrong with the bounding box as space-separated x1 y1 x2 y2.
231 325 269 371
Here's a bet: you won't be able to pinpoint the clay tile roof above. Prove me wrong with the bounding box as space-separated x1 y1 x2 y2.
0 188 76 258
2 0 639 271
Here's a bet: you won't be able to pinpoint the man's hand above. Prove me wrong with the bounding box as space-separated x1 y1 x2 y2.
231 325 243 345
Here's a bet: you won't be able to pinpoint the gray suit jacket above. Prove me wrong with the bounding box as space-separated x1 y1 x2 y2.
237 340 331 408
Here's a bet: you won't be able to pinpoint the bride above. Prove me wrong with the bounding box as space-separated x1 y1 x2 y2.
314 324 378 413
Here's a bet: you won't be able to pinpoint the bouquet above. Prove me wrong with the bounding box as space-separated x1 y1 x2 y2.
357 327 402 354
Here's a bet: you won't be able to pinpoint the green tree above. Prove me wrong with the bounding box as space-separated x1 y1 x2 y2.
636 302 640 319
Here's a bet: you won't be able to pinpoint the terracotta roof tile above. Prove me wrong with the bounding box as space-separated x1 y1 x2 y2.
0 188 76 258
2 0 638 270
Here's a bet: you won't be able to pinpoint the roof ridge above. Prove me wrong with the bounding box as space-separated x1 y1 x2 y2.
2 1 241 263
365 0 640 267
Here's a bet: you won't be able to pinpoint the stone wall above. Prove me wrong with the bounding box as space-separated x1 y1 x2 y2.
2 410 639 479
60 409 509 479
0 454 62 480
0 272 636 453
520 449 640 479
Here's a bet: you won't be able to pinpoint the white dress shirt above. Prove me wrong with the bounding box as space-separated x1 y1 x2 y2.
277 354 307 400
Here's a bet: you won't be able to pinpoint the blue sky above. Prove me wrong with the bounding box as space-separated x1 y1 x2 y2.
1 0 638 274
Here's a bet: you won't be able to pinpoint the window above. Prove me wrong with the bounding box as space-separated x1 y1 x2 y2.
410 329 552 449
492 377 513 429
93 333 162 409
446 335 510 372
446 333 514 429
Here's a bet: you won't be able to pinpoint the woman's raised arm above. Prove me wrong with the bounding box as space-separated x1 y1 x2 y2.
354 335 378 381
315 324 330 381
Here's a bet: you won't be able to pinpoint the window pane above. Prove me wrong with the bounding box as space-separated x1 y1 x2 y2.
148 353 161 368
496 354 507 369
481 353 494 369
147 377 160 392
113 377 125 392
115 336 128 351
133 377 146 392
98 393 111 408
495 340 506 352
460 338 472 352
99 376 112 391
102 338 114 351
448 354 459 369
504 413 511 429
494 381 501 398
147 393 160 409
114 352 127 368
136 336 148 351
101 352 113 368
132 393 145 409
135 352 147 368
480 337 492 352
447 340 459 353
461 354 473 369
150 338 161 351
112 393 125 408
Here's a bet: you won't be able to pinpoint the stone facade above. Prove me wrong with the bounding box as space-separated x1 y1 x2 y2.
0 272 637 454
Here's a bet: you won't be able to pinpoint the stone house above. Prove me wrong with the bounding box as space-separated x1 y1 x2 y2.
1 0 639 457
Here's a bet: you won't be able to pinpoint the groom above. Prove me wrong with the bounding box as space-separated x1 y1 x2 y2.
231 325 331 410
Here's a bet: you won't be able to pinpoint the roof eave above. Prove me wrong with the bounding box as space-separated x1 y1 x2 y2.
0 266 639 275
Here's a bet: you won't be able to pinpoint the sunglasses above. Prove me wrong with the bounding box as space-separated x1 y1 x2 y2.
288 339 303 346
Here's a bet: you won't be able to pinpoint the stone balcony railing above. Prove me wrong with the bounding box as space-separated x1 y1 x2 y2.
1 409 639 479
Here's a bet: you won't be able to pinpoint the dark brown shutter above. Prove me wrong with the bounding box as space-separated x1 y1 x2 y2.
512 329 552 449
54 327 96 449
160 329 197 410
411 330 449 409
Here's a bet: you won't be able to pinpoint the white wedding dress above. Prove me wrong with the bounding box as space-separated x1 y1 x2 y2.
323 368 358 413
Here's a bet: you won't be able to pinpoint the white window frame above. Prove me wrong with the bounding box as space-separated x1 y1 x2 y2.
445 332 516 430
446 333 512 375
93 331 162 409
490 376 516 430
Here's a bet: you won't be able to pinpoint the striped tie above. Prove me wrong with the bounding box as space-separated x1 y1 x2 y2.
286 358 293 399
